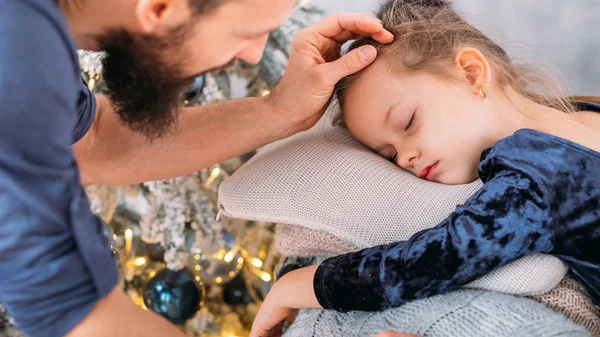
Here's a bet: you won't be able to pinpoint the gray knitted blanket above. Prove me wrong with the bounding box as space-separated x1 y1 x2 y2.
284 290 590 337
277 258 592 337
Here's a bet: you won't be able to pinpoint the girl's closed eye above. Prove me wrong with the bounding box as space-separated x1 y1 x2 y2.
387 110 417 163
405 111 416 132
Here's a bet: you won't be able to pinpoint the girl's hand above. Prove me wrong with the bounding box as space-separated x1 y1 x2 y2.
248 265 422 337
249 295 298 337
249 265 320 337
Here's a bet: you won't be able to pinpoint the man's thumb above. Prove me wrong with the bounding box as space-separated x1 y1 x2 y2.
326 45 377 82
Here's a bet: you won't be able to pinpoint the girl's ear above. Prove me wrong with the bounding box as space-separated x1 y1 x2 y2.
454 47 492 96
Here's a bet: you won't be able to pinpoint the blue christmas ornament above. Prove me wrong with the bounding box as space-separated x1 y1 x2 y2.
222 272 252 306
143 268 205 324
188 229 244 286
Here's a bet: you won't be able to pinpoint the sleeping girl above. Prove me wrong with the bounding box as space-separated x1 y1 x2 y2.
250 0 600 335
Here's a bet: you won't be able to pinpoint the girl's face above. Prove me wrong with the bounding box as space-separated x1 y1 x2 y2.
343 61 499 185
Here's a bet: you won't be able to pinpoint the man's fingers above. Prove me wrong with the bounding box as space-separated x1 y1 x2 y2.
320 45 377 83
336 13 394 43
311 12 394 44
310 12 368 38
370 29 395 43
330 31 362 44
330 28 391 44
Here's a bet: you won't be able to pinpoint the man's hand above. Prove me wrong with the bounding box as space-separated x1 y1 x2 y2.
268 12 394 132
74 13 392 186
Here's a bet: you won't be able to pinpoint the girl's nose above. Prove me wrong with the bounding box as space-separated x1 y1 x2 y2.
397 149 420 169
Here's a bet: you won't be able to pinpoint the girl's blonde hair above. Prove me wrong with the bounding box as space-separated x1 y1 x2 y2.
333 0 600 126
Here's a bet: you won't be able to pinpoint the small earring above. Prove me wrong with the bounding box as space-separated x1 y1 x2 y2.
479 87 487 98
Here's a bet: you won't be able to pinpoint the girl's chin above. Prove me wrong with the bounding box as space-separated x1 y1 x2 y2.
434 173 478 185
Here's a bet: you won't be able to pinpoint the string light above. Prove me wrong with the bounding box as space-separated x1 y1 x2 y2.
224 251 235 263
260 271 272 282
251 258 263 268
261 90 271 97
203 167 221 187
124 229 133 256
222 330 240 337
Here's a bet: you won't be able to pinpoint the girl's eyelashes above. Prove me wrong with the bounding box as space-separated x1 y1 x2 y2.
389 153 398 163
405 111 416 132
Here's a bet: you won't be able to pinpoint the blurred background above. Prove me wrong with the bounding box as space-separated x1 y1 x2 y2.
319 0 600 95
2 2 596 337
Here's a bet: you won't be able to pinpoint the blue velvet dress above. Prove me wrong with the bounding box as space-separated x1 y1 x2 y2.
314 102 600 312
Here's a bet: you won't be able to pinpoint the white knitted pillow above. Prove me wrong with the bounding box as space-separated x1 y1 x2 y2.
218 115 568 295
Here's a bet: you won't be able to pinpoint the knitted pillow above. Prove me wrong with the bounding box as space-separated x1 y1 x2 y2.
218 115 568 295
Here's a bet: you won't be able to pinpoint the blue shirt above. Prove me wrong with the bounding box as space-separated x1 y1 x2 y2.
314 102 600 312
0 1 118 336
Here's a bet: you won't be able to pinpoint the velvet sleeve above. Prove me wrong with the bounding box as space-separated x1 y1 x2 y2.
314 170 554 312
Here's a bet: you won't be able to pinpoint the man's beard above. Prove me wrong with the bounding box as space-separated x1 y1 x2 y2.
99 26 196 140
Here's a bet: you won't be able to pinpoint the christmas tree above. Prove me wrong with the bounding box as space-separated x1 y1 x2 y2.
0 3 322 337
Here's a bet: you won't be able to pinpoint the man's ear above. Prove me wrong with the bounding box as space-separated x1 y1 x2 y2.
454 47 492 96
134 0 190 33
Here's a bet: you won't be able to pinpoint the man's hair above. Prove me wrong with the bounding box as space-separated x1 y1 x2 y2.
189 0 223 15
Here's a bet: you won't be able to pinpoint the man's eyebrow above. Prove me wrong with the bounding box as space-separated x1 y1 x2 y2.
238 26 280 38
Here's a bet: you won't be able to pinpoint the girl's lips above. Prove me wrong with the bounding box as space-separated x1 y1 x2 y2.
419 161 439 180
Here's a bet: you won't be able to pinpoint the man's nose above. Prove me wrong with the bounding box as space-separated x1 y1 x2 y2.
236 36 268 65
